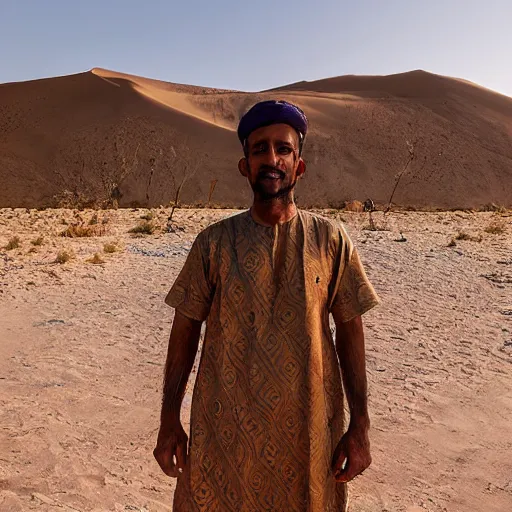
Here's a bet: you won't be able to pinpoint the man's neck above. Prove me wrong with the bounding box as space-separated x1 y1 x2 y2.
250 198 298 227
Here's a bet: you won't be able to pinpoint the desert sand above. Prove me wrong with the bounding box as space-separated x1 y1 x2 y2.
1 206 511 511
1 68 511 209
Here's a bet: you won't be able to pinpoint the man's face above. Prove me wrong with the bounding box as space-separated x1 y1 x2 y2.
239 123 305 201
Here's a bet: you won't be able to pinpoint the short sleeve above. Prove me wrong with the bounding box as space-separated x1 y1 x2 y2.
329 228 380 323
164 233 214 322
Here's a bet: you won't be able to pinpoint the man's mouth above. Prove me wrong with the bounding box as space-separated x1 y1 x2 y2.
259 171 283 180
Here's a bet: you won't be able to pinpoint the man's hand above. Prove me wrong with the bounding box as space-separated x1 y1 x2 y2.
153 419 188 477
332 426 371 483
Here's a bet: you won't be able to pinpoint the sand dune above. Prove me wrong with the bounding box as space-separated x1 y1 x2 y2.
0 68 511 209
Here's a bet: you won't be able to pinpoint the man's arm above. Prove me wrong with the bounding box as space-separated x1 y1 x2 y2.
331 313 372 482
153 310 202 477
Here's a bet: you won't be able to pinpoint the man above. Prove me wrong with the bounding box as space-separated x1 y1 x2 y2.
154 100 380 511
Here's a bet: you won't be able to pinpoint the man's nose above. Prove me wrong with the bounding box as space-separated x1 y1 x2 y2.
264 146 279 167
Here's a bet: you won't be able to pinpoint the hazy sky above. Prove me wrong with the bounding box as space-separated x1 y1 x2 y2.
1 0 511 96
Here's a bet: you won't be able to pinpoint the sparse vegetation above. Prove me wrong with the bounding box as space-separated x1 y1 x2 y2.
61 223 106 238
55 250 75 264
31 236 45 246
455 232 471 241
53 189 96 209
484 222 506 235
140 211 154 221
103 242 119 253
455 231 482 242
5 236 21 250
448 239 457 247
28 247 38 254
129 221 155 235
87 253 105 264
481 203 507 214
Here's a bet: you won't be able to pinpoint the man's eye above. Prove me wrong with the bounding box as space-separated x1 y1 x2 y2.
278 147 292 154
252 147 265 155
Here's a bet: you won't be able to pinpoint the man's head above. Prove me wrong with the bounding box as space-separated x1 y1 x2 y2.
237 100 308 203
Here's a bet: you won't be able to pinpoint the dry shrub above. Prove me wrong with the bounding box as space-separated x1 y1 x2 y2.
447 239 457 247
28 247 38 254
140 211 154 221
103 242 119 253
129 221 155 235
53 190 96 209
455 232 471 241
5 236 20 250
484 222 506 235
344 200 364 212
61 223 106 238
455 231 482 242
87 253 105 264
55 250 75 264
481 203 506 213
31 236 45 246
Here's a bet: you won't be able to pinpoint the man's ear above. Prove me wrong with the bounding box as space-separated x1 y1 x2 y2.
238 157 249 177
296 158 306 178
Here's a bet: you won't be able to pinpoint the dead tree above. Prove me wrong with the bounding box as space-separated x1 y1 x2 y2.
385 140 416 214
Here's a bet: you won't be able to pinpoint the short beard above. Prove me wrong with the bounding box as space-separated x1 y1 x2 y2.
250 164 298 204
252 182 296 203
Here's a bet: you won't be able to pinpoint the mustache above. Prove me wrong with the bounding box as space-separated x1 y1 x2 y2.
257 166 285 180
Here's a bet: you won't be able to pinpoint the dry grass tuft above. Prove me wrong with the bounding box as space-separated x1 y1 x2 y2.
455 231 482 242
87 253 105 264
484 222 506 235
31 236 45 246
5 236 21 250
481 203 507 213
455 232 471 241
129 221 156 235
447 239 457 247
55 250 75 264
140 211 154 221
61 223 106 238
103 242 119 253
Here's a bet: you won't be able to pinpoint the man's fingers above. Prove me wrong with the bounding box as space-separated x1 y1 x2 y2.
334 458 371 483
153 444 179 477
334 464 354 483
176 439 188 472
331 444 348 474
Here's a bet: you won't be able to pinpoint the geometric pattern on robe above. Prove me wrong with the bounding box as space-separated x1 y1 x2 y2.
165 209 380 512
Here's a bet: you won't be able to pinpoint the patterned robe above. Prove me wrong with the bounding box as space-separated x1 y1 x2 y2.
165 209 380 512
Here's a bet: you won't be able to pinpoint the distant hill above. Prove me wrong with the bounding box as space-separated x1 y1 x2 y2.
0 68 511 209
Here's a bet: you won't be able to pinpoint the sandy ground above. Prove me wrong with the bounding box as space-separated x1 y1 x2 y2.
0 207 511 512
